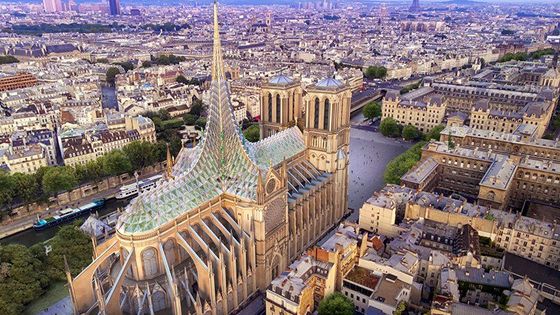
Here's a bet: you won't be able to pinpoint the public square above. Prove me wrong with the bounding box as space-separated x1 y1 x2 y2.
347 127 412 221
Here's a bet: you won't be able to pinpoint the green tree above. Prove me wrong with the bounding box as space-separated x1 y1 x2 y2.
101 150 132 176
176 74 189 85
183 113 198 125
190 99 205 116
42 166 78 196
195 117 207 129
243 124 260 142
425 125 445 141
158 109 171 121
380 117 402 138
402 124 422 141
106 67 120 85
395 301 407 315
0 55 19 65
384 141 426 184
95 58 109 64
364 65 387 79
11 173 39 205
141 60 152 68
114 61 134 72
363 101 382 120
0 244 49 315
123 141 158 170
0 172 15 210
317 292 354 315
47 223 92 280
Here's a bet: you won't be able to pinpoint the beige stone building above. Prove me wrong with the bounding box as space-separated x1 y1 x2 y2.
401 141 560 211
2 143 47 174
381 77 557 137
69 4 350 314
382 88 447 133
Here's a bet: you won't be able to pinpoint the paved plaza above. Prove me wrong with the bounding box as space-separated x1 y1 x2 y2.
347 127 412 221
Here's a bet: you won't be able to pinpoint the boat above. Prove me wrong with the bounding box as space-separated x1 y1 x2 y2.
33 199 106 231
115 174 163 199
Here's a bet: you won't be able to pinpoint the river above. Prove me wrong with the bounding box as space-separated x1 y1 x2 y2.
0 198 131 247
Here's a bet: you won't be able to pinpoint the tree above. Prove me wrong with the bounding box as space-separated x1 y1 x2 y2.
183 113 198 125
364 65 387 79
158 109 172 121
47 223 92 280
402 124 422 141
424 125 445 141
176 75 189 85
42 166 78 196
195 117 207 129
395 301 407 315
384 141 426 184
0 172 15 210
141 60 152 68
123 141 158 170
243 125 260 142
363 101 381 120
379 117 402 138
11 173 39 205
190 99 205 116
114 61 134 72
0 244 49 315
317 292 354 315
101 150 132 176
0 55 19 65
106 67 120 85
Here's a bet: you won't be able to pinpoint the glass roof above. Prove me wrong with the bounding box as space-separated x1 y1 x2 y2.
116 3 305 234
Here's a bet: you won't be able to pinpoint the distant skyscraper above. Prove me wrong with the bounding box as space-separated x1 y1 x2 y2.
410 0 420 12
43 0 63 12
108 0 120 16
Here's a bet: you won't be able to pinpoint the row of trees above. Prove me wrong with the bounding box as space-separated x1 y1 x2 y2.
0 222 92 315
0 55 19 65
363 65 387 79
498 48 556 63
380 117 444 141
7 23 119 35
381 123 444 184
0 140 170 214
383 141 426 184
143 54 186 67
176 75 202 86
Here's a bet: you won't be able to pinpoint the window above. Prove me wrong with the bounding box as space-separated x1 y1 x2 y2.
324 98 330 130
314 97 320 129
268 93 273 122
276 94 281 123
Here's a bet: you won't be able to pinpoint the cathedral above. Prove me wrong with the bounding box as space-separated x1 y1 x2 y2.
68 2 350 314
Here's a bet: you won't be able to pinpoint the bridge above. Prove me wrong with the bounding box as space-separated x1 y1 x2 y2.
350 88 385 114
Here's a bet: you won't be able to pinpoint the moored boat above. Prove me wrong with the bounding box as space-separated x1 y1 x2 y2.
33 199 106 231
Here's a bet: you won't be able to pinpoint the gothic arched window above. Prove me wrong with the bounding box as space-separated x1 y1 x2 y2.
324 99 330 130
267 93 273 122
314 97 320 129
142 248 158 278
276 94 281 123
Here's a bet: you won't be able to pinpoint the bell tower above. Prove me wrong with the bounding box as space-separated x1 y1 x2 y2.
303 77 351 220
260 75 304 138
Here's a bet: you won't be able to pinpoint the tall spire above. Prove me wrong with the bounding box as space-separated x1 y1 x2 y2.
212 0 225 82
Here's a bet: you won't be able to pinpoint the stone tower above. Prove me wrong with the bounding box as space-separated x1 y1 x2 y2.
260 75 304 138
303 77 351 220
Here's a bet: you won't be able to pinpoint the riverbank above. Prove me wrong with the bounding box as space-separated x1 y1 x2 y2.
0 169 163 241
